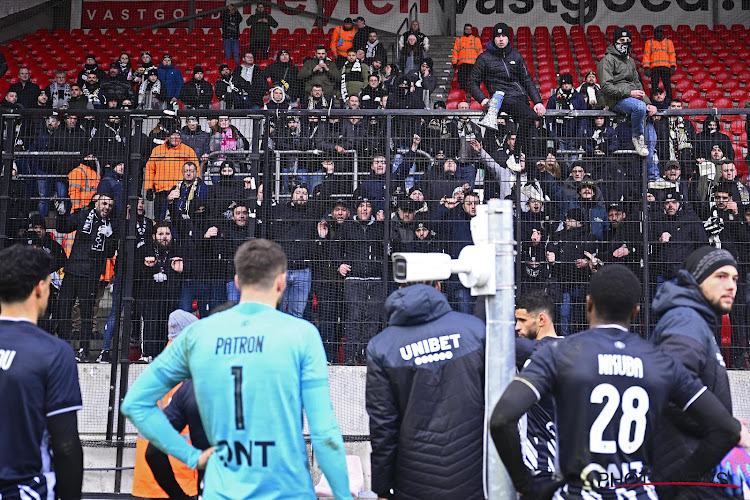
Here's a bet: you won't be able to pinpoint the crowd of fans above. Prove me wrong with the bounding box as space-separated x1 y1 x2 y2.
0 15 749 368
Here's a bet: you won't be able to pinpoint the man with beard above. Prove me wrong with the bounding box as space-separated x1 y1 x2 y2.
362 29 387 67
137 221 185 362
231 52 267 109
54 191 118 361
576 69 603 109
422 157 468 213
315 199 351 361
76 54 106 87
654 99 697 173
340 48 369 101
390 196 420 252
602 203 642 275
204 203 255 304
299 46 341 99
268 185 317 318
564 178 608 240
82 70 104 109
649 189 708 285
332 197 386 363
145 132 200 220
518 225 555 297
651 246 750 498
179 66 213 110
214 64 235 109
209 161 246 221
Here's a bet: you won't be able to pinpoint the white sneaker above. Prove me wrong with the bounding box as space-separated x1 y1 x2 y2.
632 135 648 157
136 356 152 364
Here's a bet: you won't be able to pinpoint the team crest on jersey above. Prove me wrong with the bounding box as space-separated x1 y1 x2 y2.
614 341 625 349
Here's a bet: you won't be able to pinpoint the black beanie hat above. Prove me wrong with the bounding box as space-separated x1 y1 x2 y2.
494 23 510 37
683 246 737 284
614 27 632 42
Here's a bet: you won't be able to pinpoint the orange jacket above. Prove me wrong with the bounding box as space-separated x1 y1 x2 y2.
643 38 676 69
330 25 357 58
68 164 100 212
452 35 483 66
144 143 200 194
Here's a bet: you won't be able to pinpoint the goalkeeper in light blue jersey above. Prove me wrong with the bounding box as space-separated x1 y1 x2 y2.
122 239 351 499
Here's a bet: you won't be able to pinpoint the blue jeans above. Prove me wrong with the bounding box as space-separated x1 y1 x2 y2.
560 288 585 336
223 39 240 65
179 279 226 317
644 121 659 179
282 268 311 318
226 280 240 302
612 98 647 137
37 170 68 217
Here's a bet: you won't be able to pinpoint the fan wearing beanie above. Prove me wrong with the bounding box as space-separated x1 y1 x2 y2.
650 245 750 500
468 22 545 170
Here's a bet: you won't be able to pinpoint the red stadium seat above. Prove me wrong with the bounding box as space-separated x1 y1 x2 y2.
699 79 717 92
712 97 733 109
675 79 695 93
722 79 741 92
730 62 746 75
446 100 459 109
689 97 708 108
730 89 748 104
705 88 725 101
681 88 700 101
448 89 465 101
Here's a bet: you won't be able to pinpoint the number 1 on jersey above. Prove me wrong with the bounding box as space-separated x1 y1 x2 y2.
232 366 245 430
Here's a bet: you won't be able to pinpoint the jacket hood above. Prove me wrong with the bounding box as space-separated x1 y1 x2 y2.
652 269 721 329
386 284 453 326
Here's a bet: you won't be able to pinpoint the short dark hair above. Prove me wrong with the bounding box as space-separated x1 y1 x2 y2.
589 265 641 324
0 245 52 304
516 290 555 322
154 220 172 233
234 239 287 289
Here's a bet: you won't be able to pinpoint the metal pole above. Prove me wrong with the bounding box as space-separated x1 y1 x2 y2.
113 115 145 493
641 155 650 337
0 115 17 250
484 198 516 499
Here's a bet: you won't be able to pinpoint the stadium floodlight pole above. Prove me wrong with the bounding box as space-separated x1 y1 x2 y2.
484 198 516 499
391 199 516 498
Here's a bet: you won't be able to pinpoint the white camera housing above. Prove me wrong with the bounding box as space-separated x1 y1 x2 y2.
392 252 453 283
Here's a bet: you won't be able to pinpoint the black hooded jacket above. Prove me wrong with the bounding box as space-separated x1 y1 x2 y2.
650 270 733 499
469 40 542 106
366 285 486 499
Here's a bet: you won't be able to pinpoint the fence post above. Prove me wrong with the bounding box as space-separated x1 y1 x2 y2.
0 115 18 250
112 114 145 492
641 155 650 337
484 198 516 499
384 114 393 293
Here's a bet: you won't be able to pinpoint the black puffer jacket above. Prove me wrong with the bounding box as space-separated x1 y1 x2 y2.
366 285 486 499
650 269 732 499
469 40 542 106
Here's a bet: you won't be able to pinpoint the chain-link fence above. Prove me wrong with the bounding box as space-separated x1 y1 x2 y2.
2 106 750 485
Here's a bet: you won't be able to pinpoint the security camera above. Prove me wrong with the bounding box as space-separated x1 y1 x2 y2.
392 253 453 283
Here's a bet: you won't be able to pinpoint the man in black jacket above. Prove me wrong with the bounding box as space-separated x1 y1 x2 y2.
366 282 486 499
231 52 268 109
268 184 317 318
651 247 750 498
54 192 118 361
332 197 386 363
469 23 545 167
179 66 214 110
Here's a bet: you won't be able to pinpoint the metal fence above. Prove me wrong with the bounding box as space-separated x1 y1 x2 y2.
1 106 749 484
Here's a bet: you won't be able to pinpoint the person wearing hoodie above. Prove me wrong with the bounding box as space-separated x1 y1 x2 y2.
366 282 485 499
264 85 291 131
208 161 246 221
650 246 750 499
133 51 157 86
157 54 184 110
563 177 609 241
597 27 657 157
469 23 545 168
406 57 436 108
179 66 213 110
98 160 125 215
265 49 301 101
696 116 735 163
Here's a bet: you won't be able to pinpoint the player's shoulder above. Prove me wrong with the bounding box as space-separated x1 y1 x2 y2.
197 302 318 337
0 320 74 356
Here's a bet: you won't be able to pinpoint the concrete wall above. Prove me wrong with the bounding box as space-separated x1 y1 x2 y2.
80 365 750 494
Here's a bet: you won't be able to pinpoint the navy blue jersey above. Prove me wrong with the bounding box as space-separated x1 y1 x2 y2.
516 336 561 479
518 326 705 497
163 379 209 451
0 319 82 489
